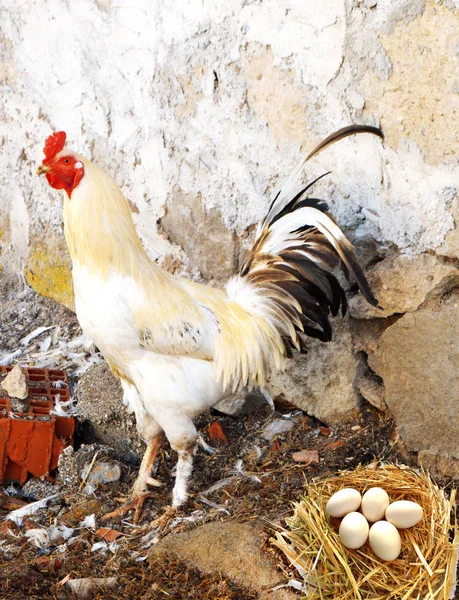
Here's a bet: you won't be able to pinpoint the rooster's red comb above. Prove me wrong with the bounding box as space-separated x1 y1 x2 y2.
43 131 67 159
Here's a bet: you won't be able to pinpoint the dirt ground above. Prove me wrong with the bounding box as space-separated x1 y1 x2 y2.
0 286 457 599
1 400 417 599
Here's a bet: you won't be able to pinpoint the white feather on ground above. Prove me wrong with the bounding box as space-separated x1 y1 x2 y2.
25 528 50 548
5 494 60 525
0 325 101 377
50 393 78 416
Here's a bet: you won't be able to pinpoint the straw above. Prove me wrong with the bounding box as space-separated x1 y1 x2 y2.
272 463 458 599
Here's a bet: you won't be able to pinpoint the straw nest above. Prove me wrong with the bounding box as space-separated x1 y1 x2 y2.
272 463 458 599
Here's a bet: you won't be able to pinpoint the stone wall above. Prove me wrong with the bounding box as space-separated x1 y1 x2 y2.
1 1 458 473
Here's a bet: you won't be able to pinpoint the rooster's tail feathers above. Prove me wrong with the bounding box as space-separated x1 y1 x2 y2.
260 124 384 233
228 125 381 355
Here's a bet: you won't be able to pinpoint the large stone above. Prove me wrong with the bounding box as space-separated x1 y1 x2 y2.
76 363 143 461
267 320 360 423
149 521 295 600
417 450 459 481
349 253 459 319
368 294 459 471
160 188 239 282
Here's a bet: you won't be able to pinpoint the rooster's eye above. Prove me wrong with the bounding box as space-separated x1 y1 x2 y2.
63 158 70 164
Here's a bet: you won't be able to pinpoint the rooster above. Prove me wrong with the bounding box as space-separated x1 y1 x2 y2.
37 125 382 522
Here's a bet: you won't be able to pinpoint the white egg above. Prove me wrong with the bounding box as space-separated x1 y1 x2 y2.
339 512 369 549
326 488 362 517
385 500 423 529
361 487 390 522
369 521 402 561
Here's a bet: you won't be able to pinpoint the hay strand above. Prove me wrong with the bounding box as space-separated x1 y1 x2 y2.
272 463 457 599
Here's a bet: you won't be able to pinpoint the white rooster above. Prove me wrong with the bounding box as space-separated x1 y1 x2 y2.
37 126 382 522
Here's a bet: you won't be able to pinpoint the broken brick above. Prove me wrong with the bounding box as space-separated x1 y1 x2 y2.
0 367 75 484
207 421 228 443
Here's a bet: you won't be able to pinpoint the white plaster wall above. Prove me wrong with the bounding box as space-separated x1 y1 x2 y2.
0 0 458 279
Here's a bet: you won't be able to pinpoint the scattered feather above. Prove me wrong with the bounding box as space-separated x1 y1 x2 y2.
47 524 75 543
169 510 205 531
200 477 237 496
91 541 108 553
50 394 78 416
140 530 160 549
197 496 231 515
90 540 119 554
0 349 23 366
66 577 117 599
38 336 52 353
232 459 261 484
25 528 50 549
19 326 55 346
51 380 67 389
6 494 60 525
108 540 120 553
80 514 96 529
271 580 304 592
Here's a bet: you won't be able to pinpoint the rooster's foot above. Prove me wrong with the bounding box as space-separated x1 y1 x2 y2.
141 505 178 537
101 490 158 524
101 434 164 524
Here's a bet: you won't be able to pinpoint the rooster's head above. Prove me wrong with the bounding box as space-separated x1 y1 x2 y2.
37 131 84 198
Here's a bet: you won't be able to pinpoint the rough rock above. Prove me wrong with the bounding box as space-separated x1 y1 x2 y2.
160 188 239 282
357 373 387 412
57 444 123 489
80 462 121 491
76 363 143 461
1 364 28 399
20 478 60 502
349 253 459 319
417 450 459 481
0 282 78 355
261 418 295 442
437 192 459 260
149 521 295 600
66 577 118 599
368 294 459 474
214 391 267 417
267 320 360 423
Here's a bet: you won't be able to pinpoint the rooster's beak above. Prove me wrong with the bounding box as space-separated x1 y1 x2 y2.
36 165 49 175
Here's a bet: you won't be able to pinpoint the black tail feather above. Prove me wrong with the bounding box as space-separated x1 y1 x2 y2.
241 124 381 356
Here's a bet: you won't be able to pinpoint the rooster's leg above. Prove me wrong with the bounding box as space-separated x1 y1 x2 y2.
132 433 164 496
140 447 194 535
172 449 194 507
101 433 164 523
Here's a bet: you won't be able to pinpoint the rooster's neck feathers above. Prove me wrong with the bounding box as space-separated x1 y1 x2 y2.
64 156 161 282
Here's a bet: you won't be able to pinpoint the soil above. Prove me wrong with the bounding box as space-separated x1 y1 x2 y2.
1 400 414 600
0 282 457 600
0 284 78 356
